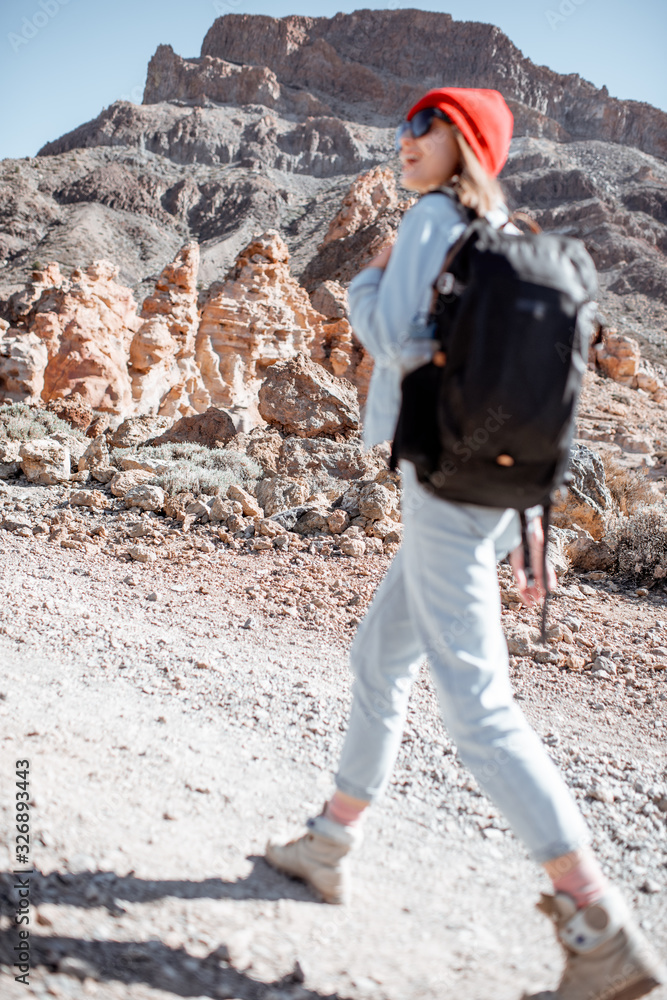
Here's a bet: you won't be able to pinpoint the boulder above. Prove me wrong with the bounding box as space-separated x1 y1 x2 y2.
293 502 331 536
0 323 48 404
505 622 542 657
0 440 21 479
339 536 366 558
258 353 359 438
552 444 613 540
45 393 94 431
91 466 117 484
227 484 263 518
78 435 110 472
109 415 174 448
110 469 156 497
595 330 641 384
69 489 110 510
278 436 381 484
118 456 175 474
209 497 243 522
255 476 310 516
51 433 87 470
150 406 236 448
358 483 395 522
327 508 350 535
19 439 70 485
125 484 166 512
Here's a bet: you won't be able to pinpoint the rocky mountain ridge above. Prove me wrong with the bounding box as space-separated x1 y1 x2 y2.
1 9 667 406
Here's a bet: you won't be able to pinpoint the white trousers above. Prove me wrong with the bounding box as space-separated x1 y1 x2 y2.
335 463 590 863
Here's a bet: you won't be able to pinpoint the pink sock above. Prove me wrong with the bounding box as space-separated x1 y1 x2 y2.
324 791 369 828
548 851 609 909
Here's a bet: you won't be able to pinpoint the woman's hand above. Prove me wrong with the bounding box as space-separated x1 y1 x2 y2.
366 241 394 271
509 517 558 606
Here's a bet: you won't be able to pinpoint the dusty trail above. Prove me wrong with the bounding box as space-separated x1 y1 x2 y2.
0 535 665 1000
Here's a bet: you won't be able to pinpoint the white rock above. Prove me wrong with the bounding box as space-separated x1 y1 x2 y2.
19 439 70 485
110 469 155 497
69 489 109 510
125 485 166 512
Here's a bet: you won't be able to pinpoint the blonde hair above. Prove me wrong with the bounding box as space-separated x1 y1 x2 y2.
449 127 505 218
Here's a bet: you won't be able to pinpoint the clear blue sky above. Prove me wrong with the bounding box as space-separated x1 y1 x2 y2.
0 1 665 161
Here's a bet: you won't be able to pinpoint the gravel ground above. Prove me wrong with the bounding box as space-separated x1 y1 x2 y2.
0 486 666 1000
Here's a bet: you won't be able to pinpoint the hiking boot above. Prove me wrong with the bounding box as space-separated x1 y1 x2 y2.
265 813 360 905
523 890 666 1000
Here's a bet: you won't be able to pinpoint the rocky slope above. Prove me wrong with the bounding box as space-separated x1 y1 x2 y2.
0 10 665 348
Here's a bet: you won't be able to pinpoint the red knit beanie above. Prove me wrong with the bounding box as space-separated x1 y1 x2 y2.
407 88 514 177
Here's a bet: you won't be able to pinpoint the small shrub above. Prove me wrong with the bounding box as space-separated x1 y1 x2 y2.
122 444 263 497
0 402 86 442
602 456 656 515
613 505 667 579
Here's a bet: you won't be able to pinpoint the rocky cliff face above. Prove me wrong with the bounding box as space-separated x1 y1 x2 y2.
1 9 667 414
0 224 371 427
198 12 667 159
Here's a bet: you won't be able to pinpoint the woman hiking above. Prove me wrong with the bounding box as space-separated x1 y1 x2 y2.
265 88 665 1000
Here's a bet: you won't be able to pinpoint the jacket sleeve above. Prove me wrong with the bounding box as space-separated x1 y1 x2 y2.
347 195 467 366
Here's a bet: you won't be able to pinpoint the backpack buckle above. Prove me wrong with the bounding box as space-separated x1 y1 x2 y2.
436 272 456 296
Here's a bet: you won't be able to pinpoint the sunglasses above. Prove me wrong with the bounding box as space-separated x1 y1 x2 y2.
395 107 453 152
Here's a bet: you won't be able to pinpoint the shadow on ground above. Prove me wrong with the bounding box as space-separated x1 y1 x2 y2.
0 865 348 999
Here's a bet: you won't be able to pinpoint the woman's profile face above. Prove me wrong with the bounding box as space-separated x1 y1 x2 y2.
399 119 461 194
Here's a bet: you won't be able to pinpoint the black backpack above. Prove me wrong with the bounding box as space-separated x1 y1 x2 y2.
390 205 598 512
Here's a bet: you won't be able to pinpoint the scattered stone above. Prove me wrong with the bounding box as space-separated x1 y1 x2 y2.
564 652 586 672
125 484 166 512
146 592 159 602
127 545 155 563
588 781 615 804
69 489 109 510
78 435 109 472
591 655 617 676
110 469 156 498
252 538 274 551
339 536 365 557
505 624 541 657
91 466 117 484
255 476 310 516
640 878 662 895
185 498 211 519
358 482 395 522
228 484 263 518
327 508 350 535
57 956 98 981
19 439 70 485
1 515 33 534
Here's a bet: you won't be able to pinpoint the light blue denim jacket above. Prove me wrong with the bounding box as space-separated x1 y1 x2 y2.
349 189 512 448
